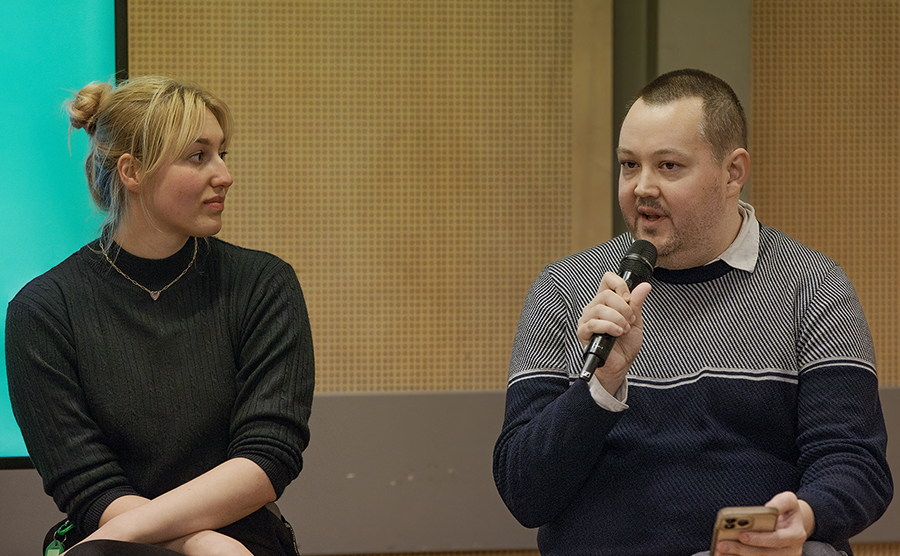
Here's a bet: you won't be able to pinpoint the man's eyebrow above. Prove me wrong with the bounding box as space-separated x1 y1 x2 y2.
616 147 689 158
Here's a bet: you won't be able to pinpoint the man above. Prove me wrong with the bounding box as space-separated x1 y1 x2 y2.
493 69 892 556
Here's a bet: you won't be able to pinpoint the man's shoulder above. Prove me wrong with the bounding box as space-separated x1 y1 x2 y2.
544 234 634 276
757 224 840 271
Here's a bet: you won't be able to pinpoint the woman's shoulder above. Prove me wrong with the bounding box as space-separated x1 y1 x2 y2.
206 237 290 265
11 244 99 299
203 237 298 282
7 242 101 322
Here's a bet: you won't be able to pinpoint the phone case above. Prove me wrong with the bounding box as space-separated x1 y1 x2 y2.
710 506 779 556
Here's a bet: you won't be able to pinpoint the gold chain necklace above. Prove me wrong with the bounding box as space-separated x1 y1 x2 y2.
99 237 198 301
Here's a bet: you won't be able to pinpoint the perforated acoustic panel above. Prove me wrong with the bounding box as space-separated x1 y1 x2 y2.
752 5 900 554
128 0 591 399
751 1 900 388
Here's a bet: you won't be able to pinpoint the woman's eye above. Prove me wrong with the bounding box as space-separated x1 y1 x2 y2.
189 152 204 163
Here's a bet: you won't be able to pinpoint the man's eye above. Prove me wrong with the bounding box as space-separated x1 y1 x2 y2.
620 161 637 169
662 162 678 170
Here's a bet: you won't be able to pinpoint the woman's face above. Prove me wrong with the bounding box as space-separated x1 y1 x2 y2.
138 109 233 245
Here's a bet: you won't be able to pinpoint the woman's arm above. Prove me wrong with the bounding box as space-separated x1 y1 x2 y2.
67 458 270 555
81 457 275 545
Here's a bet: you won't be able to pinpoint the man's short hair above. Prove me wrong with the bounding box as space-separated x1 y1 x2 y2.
628 68 748 163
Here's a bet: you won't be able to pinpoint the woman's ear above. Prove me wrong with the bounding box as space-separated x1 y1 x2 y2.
117 153 141 193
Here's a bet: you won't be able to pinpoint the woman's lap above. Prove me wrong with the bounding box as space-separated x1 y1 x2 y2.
65 540 184 556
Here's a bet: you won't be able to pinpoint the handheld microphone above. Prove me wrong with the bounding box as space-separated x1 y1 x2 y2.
579 239 657 382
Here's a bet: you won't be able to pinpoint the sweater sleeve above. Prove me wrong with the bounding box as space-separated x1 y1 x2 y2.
793 265 892 542
5 279 139 533
492 267 623 527
228 256 315 498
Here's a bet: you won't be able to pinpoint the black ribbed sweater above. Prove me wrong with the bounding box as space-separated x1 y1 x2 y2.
6 237 314 546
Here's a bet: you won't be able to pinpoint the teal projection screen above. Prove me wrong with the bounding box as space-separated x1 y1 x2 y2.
1 0 121 467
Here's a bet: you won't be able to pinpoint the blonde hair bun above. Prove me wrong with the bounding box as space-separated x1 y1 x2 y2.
67 81 112 135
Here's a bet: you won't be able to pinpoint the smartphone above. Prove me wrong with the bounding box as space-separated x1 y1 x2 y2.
710 506 779 556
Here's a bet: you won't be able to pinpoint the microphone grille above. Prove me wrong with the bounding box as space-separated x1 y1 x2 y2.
628 239 657 267
618 239 658 281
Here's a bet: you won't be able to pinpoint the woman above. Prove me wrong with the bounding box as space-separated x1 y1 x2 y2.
6 76 314 556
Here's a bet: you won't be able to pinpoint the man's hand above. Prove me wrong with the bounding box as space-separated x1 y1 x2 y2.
714 492 815 556
576 271 651 395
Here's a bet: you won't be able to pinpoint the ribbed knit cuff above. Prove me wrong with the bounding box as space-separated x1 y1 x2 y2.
240 453 298 499
82 485 140 533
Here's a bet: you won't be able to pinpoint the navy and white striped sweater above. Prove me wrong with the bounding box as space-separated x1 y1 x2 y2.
493 225 891 556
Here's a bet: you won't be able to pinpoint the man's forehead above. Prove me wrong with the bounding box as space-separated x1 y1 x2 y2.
626 96 703 122
618 97 705 149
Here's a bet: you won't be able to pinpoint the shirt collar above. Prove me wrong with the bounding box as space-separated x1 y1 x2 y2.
709 200 759 272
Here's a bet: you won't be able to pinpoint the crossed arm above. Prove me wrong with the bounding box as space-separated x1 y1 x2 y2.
71 457 276 556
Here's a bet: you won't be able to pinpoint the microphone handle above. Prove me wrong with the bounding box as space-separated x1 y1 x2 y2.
579 334 615 381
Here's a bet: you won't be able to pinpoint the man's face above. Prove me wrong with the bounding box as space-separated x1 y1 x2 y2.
616 97 741 270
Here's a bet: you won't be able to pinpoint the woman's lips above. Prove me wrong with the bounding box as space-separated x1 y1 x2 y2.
205 196 226 211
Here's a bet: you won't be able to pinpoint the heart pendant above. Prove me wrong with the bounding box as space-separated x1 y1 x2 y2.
150 291 161 301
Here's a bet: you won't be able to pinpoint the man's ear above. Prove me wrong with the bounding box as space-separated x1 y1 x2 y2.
725 148 750 193
117 153 141 193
